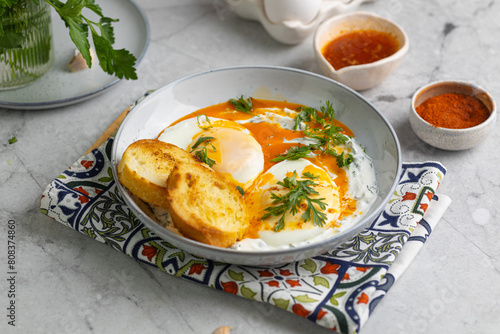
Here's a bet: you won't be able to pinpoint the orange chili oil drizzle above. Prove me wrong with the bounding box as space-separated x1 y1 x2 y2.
322 29 400 70
416 93 490 129
166 98 358 237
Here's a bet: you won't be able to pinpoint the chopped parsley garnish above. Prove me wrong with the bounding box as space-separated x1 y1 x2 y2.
332 151 354 168
304 121 349 149
229 95 253 114
262 171 328 231
235 186 245 196
320 100 336 120
8 136 17 144
274 101 354 168
196 114 213 130
190 136 216 167
270 145 318 162
293 101 335 130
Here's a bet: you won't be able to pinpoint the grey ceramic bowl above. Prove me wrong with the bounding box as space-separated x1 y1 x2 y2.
111 66 401 266
410 80 496 151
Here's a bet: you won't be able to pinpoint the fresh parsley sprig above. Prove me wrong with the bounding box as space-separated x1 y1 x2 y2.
293 100 336 130
0 0 137 80
49 0 137 79
229 95 253 114
273 101 354 168
261 171 328 231
190 136 216 167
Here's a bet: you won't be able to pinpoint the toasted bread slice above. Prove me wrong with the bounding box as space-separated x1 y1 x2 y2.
166 162 249 248
117 139 201 209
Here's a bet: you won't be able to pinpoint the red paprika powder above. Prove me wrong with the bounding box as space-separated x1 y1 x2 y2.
416 93 490 129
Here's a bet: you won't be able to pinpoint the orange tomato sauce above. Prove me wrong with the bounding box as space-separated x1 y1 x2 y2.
322 29 400 70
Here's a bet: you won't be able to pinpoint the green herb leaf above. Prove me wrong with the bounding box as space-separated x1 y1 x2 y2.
190 136 216 167
275 101 354 168
293 106 320 130
304 121 349 148
43 0 137 79
261 171 328 231
235 185 245 196
229 95 253 114
0 30 23 49
336 151 354 168
92 33 137 79
196 114 213 130
320 100 336 120
302 171 319 180
271 145 317 162
8 136 17 144
191 136 215 150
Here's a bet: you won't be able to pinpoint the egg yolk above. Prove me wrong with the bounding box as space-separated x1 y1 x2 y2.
245 161 341 235
188 126 264 189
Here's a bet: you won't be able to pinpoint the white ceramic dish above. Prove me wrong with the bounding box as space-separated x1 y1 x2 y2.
111 66 401 266
410 80 496 150
225 0 372 45
314 11 409 91
0 0 149 110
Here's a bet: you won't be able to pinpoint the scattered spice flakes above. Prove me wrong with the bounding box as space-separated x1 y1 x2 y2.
8 136 17 144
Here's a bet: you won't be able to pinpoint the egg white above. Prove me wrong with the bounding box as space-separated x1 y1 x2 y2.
158 117 264 189
247 159 341 247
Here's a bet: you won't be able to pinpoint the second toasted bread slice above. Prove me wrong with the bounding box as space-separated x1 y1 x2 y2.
166 163 249 248
117 139 201 209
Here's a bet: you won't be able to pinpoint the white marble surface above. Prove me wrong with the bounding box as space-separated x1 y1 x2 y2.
1 0 499 333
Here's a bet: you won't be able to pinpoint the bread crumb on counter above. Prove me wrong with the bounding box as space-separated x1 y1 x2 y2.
211 326 232 334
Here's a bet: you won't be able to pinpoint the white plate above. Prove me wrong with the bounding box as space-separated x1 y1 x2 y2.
0 0 149 110
111 66 401 266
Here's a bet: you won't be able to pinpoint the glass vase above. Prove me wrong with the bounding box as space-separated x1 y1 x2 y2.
0 0 54 90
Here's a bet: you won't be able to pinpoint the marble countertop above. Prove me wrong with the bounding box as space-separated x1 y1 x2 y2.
1 0 499 333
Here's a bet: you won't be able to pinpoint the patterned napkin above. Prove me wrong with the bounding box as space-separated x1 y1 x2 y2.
40 103 451 334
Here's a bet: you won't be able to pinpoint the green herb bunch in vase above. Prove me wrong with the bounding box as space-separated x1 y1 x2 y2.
0 0 137 90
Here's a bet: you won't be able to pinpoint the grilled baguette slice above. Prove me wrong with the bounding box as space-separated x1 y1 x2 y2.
117 139 202 209
166 162 249 248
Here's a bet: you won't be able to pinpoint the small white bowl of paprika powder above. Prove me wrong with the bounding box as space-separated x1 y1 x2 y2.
410 80 496 150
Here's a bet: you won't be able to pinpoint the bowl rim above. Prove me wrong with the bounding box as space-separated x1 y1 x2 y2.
410 80 497 133
314 11 410 74
111 65 402 263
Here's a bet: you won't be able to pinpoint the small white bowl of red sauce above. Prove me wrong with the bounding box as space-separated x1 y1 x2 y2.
314 11 409 90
